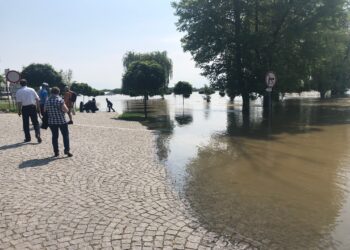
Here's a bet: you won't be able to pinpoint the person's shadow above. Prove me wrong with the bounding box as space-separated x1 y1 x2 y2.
19 157 60 169
0 142 36 151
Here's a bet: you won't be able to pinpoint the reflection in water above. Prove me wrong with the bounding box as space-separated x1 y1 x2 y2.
186 99 350 249
204 101 211 120
118 94 350 249
175 109 193 127
121 99 174 162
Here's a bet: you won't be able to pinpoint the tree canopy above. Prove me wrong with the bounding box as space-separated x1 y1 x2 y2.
174 81 193 98
122 60 166 97
21 63 63 89
173 0 350 110
123 51 173 93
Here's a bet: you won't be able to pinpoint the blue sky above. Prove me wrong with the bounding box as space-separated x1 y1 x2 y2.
0 0 208 89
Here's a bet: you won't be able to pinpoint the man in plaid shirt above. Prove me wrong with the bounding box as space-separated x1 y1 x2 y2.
45 87 73 157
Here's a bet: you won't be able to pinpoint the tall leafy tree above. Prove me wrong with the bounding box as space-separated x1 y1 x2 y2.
123 51 173 93
174 81 193 106
21 63 63 89
173 0 350 112
122 61 165 118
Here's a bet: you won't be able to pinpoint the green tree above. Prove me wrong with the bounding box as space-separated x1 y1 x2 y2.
21 63 63 89
306 31 350 98
174 81 193 106
59 69 73 86
123 51 173 94
71 82 104 97
122 61 165 118
202 85 215 103
173 0 350 112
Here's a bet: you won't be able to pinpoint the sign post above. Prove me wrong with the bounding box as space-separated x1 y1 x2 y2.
5 70 21 111
265 71 276 111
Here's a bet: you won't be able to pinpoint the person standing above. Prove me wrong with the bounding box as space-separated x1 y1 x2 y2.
106 98 115 112
45 87 72 157
63 85 74 124
16 79 42 143
38 82 49 116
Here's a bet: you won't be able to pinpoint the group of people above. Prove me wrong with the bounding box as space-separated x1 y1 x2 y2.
15 81 116 157
16 80 74 157
78 98 115 113
79 98 99 113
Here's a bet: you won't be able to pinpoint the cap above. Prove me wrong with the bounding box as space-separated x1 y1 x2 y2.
42 82 49 87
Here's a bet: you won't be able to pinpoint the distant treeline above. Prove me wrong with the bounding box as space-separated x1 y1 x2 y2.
102 87 206 96
71 82 104 97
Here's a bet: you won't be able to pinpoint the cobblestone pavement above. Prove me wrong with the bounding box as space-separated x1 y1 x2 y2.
0 113 256 250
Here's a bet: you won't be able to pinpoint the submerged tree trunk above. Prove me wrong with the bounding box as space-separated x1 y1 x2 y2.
320 91 325 99
144 95 148 118
233 0 249 114
242 92 250 114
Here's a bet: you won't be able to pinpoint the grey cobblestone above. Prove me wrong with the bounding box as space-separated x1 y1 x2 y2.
0 113 251 249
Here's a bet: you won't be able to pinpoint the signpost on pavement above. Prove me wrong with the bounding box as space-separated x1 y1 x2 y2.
265 71 277 111
5 70 21 111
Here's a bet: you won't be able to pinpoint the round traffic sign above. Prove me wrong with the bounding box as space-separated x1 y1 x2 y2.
6 70 21 83
265 71 276 88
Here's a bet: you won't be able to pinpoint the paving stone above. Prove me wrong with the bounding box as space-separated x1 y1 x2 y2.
0 113 249 249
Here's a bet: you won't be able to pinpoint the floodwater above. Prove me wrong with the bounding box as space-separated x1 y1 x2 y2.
81 93 350 249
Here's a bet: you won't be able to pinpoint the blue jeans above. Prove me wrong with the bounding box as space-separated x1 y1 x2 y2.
49 124 70 153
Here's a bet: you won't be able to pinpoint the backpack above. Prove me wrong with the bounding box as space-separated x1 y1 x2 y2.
70 91 77 103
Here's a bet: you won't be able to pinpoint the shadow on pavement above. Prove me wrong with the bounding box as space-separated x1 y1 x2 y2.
19 157 60 169
0 142 36 151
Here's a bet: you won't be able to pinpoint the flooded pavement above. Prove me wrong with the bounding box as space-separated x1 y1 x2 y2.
87 93 350 249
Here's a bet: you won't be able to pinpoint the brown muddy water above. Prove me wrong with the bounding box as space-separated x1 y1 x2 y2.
88 93 350 249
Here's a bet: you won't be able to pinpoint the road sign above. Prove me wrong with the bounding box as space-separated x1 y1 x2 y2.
6 70 21 83
265 71 276 88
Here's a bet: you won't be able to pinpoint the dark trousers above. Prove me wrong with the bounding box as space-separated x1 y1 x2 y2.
108 105 115 112
22 105 40 140
49 124 70 153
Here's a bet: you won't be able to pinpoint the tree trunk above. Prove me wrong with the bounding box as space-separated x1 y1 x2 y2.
144 95 148 118
233 0 248 114
242 92 250 114
320 91 325 99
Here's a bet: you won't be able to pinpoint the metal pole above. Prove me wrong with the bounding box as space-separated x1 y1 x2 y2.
6 80 11 111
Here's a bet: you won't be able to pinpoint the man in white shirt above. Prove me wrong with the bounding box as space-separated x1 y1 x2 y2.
16 79 42 143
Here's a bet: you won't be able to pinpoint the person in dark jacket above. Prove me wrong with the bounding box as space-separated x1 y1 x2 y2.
106 98 115 112
83 99 99 113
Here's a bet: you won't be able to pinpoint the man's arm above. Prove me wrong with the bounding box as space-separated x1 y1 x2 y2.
36 99 40 113
62 103 69 113
17 102 22 116
15 91 22 116
33 89 41 113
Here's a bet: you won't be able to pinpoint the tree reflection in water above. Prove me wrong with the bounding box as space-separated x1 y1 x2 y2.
185 99 350 249
122 97 350 249
122 98 174 162
175 108 193 127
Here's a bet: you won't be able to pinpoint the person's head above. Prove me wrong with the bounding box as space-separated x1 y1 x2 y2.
64 85 69 91
51 87 60 95
42 82 49 89
20 79 27 87
92 98 95 101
